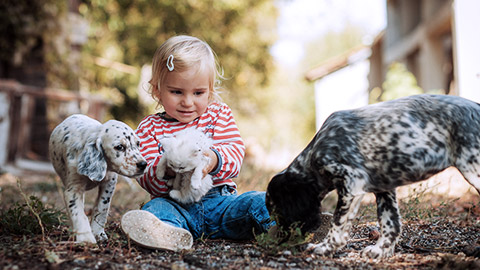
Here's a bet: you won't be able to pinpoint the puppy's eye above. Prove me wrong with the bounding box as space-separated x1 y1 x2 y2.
114 144 126 152
136 141 140 147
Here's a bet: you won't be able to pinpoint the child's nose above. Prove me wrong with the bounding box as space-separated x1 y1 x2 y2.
181 95 194 107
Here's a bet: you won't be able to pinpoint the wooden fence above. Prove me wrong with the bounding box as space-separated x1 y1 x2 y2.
0 80 111 171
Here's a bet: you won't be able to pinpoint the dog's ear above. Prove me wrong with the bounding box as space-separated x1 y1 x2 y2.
78 138 107 181
267 171 323 233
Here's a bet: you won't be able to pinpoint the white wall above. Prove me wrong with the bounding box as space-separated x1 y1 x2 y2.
314 60 370 130
453 0 480 102
0 92 9 169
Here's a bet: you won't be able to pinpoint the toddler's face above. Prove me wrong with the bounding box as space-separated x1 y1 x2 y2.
160 67 210 123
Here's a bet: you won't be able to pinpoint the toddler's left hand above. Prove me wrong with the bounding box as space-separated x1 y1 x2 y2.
202 149 218 178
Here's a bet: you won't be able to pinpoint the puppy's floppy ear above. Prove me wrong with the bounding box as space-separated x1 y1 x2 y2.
78 137 107 181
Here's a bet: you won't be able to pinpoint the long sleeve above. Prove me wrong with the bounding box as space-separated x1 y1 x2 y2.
135 115 169 197
135 102 245 198
204 104 245 183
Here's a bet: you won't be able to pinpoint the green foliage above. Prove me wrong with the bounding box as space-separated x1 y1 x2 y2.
380 62 423 101
79 0 277 124
255 222 313 255
0 195 67 235
0 0 65 66
400 187 434 221
399 186 463 222
302 23 365 72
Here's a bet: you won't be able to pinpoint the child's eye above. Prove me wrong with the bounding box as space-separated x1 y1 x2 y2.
194 91 206 96
170 90 182 95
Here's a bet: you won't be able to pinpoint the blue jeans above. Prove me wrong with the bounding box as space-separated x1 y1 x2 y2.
141 185 275 240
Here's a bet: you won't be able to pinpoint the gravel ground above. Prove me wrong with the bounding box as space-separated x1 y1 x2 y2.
2 172 480 269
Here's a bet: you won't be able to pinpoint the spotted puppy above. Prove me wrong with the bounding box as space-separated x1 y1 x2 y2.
49 114 147 244
266 94 480 259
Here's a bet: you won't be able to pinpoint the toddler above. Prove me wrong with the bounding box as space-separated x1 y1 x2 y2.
121 35 274 251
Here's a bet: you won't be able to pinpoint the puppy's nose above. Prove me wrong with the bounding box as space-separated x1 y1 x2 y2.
137 161 147 171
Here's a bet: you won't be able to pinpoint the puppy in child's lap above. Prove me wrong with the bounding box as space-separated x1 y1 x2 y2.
156 128 213 204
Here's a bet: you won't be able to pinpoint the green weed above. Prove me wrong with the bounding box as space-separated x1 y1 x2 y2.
0 194 67 236
400 186 435 221
255 220 312 255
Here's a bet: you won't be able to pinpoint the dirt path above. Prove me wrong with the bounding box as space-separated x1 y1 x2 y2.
2 172 480 269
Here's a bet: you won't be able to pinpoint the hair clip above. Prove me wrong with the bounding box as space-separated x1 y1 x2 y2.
166 54 174 71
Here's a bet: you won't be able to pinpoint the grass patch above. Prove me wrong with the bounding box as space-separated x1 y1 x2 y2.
0 194 67 235
255 217 312 255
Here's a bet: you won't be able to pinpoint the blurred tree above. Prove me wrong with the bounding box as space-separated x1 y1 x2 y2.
302 24 365 73
298 24 365 138
0 0 66 84
238 23 367 158
380 62 423 101
0 0 67 160
79 0 277 125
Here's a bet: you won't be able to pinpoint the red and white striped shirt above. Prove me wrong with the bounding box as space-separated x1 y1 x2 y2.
135 102 245 198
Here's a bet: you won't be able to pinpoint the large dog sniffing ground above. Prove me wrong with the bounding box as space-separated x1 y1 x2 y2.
266 94 480 259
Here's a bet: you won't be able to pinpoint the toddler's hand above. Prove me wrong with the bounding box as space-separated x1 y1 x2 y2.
202 149 218 178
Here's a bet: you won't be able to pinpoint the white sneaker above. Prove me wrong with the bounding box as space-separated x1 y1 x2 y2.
121 210 193 251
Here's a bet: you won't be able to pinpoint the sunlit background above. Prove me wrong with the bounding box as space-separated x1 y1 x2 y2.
1 0 479 193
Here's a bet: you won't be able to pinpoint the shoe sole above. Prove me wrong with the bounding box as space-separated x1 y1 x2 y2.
121 210 193 251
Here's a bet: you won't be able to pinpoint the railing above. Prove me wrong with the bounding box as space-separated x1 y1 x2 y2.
0 79 112 171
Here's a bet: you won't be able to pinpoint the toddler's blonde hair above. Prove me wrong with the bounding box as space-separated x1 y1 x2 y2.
149 35 223 108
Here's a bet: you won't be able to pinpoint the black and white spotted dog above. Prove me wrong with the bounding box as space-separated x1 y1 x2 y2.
266 94 480 259
49 114 147 244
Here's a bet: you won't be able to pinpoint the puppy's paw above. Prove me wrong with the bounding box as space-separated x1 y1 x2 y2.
76 232 97 244
170 190 181 200
307 242 334 257
362 245 393 259
190 178 201 189
94 230 108 242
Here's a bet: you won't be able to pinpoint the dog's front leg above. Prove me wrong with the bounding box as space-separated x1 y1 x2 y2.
90 172 117 242
308 192 364 256
156 156 168 180
190 165 204 190
362 190 401 259
64 185 96 243
169 174 184 201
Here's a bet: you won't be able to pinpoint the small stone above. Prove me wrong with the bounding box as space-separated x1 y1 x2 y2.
368 229 380 241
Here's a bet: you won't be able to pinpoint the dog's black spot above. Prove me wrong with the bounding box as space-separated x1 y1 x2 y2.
398 121 410 128
69 199 76 209
102 197 110 204
468 155 478 164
